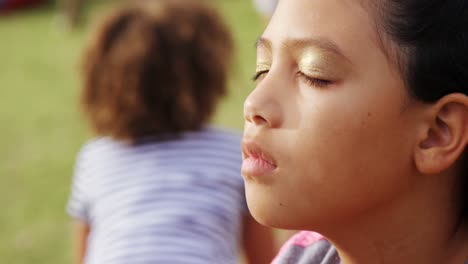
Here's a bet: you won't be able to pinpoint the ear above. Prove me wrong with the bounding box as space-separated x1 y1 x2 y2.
415 93 468 175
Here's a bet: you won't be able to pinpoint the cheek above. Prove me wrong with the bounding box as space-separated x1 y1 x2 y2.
295 81 410 170
284 89 414 220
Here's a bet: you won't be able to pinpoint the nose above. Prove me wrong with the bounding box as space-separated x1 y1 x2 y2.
243 82 282 128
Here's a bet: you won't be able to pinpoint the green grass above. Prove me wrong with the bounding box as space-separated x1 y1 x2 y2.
0 1 263 263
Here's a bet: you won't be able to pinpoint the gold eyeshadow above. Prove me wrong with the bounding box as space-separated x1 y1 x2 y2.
255 42 272 72
255 62 271 72
297 48 348 80
253 38 351 81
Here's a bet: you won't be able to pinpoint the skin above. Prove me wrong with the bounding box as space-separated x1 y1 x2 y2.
74 221 90 264
242 0 468 263
74 217 277 264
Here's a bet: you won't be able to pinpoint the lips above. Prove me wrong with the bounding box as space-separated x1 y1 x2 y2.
241 141 277 178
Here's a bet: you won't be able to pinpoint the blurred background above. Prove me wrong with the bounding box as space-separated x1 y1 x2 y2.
0 0 264 262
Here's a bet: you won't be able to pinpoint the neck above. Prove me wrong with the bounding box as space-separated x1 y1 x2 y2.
320 173 467 264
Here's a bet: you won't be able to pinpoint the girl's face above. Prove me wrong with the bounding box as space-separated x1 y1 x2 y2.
242 0 423 230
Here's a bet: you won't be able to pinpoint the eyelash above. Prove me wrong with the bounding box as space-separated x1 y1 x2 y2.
252 70 268 82
252 70 332 88
296 72 332 88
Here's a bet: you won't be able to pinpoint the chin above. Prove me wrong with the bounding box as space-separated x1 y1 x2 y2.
245 187 300 229
245 184 336 231
249 205 291 229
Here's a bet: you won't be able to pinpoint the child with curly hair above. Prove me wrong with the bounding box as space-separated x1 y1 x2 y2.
67 1 275 263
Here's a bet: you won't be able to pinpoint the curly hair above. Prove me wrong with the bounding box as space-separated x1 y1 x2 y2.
80 0 233 141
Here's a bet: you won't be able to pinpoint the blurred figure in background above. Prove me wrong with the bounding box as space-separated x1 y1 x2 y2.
61 0 84 28
66 0 276 263
0 0 44 12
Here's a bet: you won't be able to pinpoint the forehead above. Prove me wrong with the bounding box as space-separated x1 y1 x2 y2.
262 0 382 62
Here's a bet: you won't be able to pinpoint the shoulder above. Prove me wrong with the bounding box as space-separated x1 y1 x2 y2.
77 137 125 159
180 126 242 152
197 126 242 143
273 231 340 264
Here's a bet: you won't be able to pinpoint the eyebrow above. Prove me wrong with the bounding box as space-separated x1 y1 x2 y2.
255 37 273 56
255 37 272 50
256 37 352 63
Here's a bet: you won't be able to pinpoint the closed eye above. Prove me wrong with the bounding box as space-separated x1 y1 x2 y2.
252 70 269 82
297 72 332 88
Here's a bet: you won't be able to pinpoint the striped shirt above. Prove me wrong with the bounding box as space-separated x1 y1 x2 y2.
67 127 247 264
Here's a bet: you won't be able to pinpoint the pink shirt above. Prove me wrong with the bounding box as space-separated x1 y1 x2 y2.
272 231 340 264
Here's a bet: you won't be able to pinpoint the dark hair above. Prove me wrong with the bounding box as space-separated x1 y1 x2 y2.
376 0 468 218
80 0 233 141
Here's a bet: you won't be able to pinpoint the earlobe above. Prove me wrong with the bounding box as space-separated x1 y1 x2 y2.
414 94 468 175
